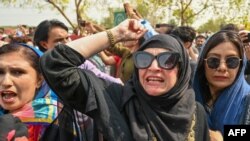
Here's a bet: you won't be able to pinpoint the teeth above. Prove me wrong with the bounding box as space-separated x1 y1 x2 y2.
1 91 16 98
3 94 13 99
2 91 13 94
147 77 164 82
148 78 160 81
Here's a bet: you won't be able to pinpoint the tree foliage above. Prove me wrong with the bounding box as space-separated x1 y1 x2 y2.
197 17 226 33
1 0 249 32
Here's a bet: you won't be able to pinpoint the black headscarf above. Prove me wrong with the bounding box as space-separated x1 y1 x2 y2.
123 34 195 141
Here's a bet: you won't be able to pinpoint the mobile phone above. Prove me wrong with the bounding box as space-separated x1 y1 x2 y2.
243 33 250 43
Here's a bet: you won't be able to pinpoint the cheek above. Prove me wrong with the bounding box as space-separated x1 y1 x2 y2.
164 69 178 86
229 68 239 83
204 65 213 80
17 77 37 100
19 83 36 99
139 70 146 84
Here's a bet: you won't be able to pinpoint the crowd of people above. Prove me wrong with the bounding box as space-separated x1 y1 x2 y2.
0 4 250 141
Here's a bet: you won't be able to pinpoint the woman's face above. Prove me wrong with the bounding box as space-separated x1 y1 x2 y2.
0 52 42 112
139 48 179 96
205 42 240 93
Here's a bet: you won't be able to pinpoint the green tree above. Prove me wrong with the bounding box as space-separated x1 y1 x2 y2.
197 17 226 33
171 0 210 26
1 0 114 30
1 0 249 30
135 0 172 26
209 0 249 27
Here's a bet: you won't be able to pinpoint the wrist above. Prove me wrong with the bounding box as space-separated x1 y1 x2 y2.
110 27 122 43
106 30 115 48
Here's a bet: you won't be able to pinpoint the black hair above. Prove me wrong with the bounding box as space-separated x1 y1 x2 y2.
33 19 68 52
196 30 244 102
171 26 196 43
195 34 206 40
155 23 176 34
220 23 239 32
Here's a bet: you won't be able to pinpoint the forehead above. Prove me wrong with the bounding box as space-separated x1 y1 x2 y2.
207 42 240 56
144 47 169 55
48 27 68 38
196 37 205 41
0 52 33 67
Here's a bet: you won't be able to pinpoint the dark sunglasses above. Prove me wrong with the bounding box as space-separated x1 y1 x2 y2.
204 56 242 69
133 51 180 69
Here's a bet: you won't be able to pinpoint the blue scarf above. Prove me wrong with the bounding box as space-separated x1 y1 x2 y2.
193 31 250 133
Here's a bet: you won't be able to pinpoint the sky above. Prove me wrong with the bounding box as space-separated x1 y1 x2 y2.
2 1 246 28
0 1 115 27
0 6 70 27
0 3 202 28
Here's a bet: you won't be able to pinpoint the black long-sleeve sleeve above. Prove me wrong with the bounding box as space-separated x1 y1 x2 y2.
40 44 92 112
39 44 133 141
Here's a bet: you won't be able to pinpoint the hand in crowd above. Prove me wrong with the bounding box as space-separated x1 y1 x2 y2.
238 30 249 42
123 3 142 20
111 19 147 43
0 114 28 141
209 130 223 141
85 22 98 34
186 45 198 61
244 44 250 60
239 30 250 60
7 130 28 141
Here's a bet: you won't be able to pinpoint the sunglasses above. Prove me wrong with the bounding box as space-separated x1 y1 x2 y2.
204 56 242 69
133 51 180 69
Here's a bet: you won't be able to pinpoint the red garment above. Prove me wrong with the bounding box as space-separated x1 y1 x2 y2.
113 55 121 78
69 34 81 41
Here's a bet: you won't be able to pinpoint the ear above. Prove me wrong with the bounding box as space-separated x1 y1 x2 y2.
36 75 44 89
39 41 49 50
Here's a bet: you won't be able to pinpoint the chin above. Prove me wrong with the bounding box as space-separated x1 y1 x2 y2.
146 90 164 96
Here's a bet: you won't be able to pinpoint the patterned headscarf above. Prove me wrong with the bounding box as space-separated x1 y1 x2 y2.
0 43 58 140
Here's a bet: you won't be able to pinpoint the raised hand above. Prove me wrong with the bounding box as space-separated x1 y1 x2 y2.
111 19 147 43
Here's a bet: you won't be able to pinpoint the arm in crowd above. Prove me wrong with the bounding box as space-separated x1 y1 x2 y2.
40 19 146 112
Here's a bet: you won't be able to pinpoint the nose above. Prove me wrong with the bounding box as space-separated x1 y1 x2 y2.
0 74 13 88
148 59 161 71
217 60 227 71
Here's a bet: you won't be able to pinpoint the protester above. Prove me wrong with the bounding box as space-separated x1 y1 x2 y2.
171 26 198 62
155 23 175 34
0 43 85 140
40 19 210 141
194 34 206 53
34 19 122 84
106 39 143 82
193 30 250 139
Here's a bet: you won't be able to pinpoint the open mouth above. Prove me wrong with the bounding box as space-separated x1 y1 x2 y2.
146 77 164 83
1 91 17 103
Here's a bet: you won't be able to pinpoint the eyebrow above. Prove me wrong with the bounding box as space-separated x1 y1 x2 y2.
206 53 240 58
53 37 68 42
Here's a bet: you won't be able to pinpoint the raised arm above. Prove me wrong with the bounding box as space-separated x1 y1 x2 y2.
67 19 146 58
40 19 146 112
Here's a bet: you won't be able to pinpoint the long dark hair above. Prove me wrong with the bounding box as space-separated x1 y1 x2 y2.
196 30 244 103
